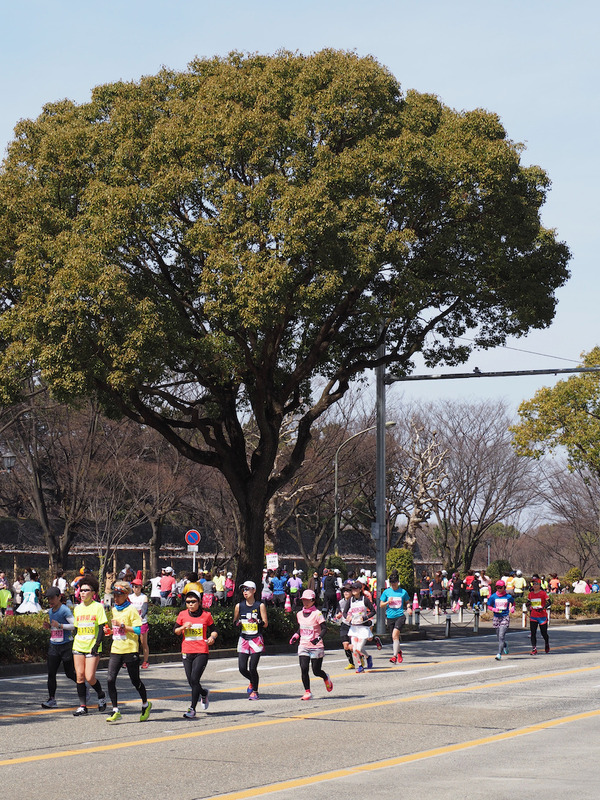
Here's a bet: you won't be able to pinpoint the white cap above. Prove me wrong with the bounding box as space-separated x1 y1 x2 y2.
227 572 232 578
241 581 256 590
164 566 173 573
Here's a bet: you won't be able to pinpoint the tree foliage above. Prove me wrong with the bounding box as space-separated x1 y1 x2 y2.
512 348 600 475
386 547 414 594
0 50 570 581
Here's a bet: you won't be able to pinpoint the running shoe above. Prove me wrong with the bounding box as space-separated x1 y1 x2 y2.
98 697 107 713
374 636 383 650
183 707 197 719
73 706 88 716
106 710 122 723
247 684 253 694
503 643 509 654
248 691 260 701
545 643 550 653
530 647 538 656
366 655 373 670
495 654 502 661
344 662 355 670
41 697 57 709
397 650 403 664
200 691 210 711
356 665 365 674
324 676 333 693
141 662 149 670
389 655 398 664
139 701 152 722
301 690 313 701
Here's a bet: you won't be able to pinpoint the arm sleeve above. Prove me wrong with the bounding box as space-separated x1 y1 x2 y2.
62 613 75 631
140 601 148 618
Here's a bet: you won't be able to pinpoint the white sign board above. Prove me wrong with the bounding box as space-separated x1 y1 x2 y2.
266 552 279 570
187 545 199 553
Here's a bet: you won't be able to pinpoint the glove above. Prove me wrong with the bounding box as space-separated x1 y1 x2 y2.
90 645 98 657
289 633 299 645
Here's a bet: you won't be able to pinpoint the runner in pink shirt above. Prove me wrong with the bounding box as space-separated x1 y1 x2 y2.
290 590 333 701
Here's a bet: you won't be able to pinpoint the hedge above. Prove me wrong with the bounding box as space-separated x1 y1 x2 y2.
0 604 301 665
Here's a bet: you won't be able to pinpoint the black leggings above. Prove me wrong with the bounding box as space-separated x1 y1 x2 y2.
530 619 549 648
47 644 77 697
107 653 147 708
299 655 328 691
183 652 209 709
238 652 261 692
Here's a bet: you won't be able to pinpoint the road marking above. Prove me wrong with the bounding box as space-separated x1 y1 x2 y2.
208 707 600 799
417 665 514 679
1 664 600 767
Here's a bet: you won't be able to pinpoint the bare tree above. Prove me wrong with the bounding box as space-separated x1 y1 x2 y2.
414 400 539 571
3 390 107 570
535 462 600 574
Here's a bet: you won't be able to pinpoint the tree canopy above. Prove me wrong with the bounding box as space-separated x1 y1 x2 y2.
512 348 600 475
0 50 570 581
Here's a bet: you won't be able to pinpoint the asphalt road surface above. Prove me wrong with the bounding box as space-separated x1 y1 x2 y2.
2 623 600 799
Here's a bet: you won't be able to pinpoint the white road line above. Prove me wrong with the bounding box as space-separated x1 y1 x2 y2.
417 665 514 680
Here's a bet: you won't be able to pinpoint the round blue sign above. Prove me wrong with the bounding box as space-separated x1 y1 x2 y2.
185 529 201 546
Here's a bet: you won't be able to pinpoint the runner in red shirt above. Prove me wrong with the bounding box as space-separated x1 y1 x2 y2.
526 574 551 655
175 590 218 718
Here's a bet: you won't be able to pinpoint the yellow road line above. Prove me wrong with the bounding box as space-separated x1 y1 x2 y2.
210 707 600 799
1 664 600 767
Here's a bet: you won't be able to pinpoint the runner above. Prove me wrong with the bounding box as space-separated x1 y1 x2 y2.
174 589 217 718
41 586 77 708
233 580 268 700
379 571 411 664
337 583 356 669
487 579 515 660
526 574 551 655
72 576 107 716
129 576 150 668
290 589 333 700
344 581 376 672
105 581 152 723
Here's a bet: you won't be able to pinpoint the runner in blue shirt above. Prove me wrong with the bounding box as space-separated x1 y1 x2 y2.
487 580 515 660
41 587 78 708
379 572 411 664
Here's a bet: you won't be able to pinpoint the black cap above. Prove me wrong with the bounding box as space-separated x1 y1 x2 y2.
45 587 61 598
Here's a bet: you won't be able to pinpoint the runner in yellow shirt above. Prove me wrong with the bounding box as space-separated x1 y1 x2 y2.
72 576 108 716
105 581 152 723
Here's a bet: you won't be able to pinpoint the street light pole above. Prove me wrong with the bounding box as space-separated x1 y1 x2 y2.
333 423 395 557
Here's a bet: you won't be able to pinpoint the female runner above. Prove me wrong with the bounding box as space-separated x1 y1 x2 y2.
233 580 268 700
72 576 107 716
175 590 218 718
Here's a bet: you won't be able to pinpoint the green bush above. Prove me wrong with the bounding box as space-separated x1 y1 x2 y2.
564 567 583 585
386 548 414 595
0 613 48 663
326 555 348 582
487 560 512 583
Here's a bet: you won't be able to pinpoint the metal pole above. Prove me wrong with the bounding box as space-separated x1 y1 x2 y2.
376 339 387 636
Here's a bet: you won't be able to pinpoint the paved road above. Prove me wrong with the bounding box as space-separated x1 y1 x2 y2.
2 623 600 799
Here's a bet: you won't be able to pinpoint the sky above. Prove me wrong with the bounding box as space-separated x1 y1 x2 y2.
1 0 598 416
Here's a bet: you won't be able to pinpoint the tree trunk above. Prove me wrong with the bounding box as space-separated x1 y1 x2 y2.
148 518 162 577
235 495 268 592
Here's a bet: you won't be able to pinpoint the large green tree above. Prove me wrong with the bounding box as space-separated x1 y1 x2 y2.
512 348 600 474
0 50 570 583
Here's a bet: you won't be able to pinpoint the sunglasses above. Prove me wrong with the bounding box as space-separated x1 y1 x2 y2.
185 598 199 604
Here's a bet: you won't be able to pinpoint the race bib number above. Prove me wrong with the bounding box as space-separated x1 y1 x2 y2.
300 627 314 638
112 624 126 640
241 619 258 635
184 624 205 641
494 598 508 612
530 598 542 608
50 628 64 644
77 626 95 640
388 597 403 608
